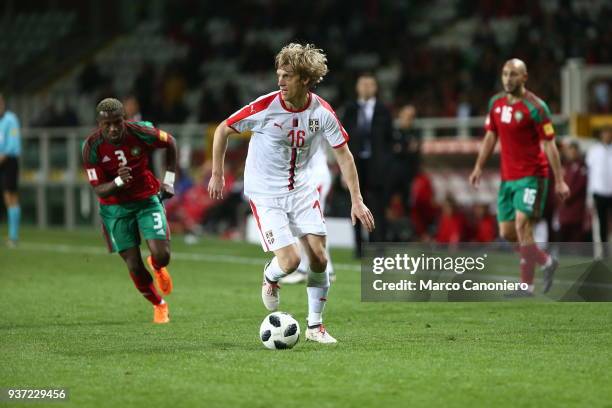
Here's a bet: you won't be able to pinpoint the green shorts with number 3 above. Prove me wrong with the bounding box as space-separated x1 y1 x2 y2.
497 176 548 222
99 195 170 252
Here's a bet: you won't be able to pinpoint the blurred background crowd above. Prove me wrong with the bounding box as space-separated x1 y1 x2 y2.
1 0 611 251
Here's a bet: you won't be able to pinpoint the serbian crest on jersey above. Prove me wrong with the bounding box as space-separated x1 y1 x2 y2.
308 119 320 132
131 146 142 157
265 230 274 245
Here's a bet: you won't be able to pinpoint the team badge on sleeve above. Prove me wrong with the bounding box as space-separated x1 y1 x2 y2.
265 230 275 245
87 168 98 181
308 119 320 132
543 123 555 136
159 130 168 142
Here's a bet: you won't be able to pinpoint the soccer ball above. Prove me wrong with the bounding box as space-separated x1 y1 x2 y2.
259 312 300 350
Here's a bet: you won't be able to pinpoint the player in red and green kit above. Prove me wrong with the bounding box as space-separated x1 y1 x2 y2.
82 98 177 323
470 59 570 296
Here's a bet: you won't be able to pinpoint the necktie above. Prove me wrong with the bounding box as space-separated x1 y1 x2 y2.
357 103 372 159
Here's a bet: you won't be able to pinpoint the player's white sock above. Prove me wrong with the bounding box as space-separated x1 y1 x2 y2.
297 245 310 274
326 247 334 275
307 268 330 327
543 254 553 268
264 257 287 282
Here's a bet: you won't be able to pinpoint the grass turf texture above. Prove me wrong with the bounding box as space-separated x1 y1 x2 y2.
1 228 611 407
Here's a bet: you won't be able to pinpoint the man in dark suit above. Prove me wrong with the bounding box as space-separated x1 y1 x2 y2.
341 73 393 255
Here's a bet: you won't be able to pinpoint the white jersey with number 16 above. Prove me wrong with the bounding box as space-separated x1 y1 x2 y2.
226 91 348 198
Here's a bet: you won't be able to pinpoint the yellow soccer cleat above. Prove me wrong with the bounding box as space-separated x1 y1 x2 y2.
153 302 170 324
147 256 173 295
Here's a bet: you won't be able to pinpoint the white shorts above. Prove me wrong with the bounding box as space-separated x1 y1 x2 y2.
312 165 332 212
248 187 327 252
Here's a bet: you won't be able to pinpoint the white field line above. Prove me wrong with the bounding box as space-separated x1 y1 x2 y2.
12 242 612 289
13 242 361 271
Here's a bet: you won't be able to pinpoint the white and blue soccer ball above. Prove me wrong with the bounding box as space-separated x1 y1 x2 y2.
259 312 300 350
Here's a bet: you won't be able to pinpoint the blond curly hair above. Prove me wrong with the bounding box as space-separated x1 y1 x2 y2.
275 43 328 88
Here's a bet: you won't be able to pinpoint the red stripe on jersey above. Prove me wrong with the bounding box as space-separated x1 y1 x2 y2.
314 95 350 143
288 147 297 190
126 121 158 137
332 140 347 149
226 92 278 127
280 92 312 113
248 199 269 251
82 132 103 165
524 91 548 120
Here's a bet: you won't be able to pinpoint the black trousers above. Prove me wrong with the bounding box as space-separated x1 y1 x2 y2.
353 158 387 256
593 193 612 243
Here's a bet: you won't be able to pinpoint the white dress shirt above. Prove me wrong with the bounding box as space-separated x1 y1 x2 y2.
586 142 612 196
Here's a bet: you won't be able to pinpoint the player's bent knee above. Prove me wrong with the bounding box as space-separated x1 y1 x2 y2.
310 251 328 273
500 228 516 242
279 253 301 273
152 250 170 268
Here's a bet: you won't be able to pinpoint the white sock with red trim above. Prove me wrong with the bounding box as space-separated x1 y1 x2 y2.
264 257 287 283
307 268 329 327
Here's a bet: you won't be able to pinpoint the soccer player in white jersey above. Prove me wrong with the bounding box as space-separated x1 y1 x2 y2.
208 43 375 344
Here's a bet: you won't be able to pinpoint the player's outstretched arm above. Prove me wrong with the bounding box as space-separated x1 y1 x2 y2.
208 121 237 200
469 130 498 187
542 139 570 201
160 134 178 200
332 144 375 232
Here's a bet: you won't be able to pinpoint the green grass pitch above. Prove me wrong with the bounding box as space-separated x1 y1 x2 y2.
1 228 611 407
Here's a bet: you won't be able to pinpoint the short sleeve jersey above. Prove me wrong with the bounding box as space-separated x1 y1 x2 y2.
485 90 555 181
82 121 172 205
226 91 348 198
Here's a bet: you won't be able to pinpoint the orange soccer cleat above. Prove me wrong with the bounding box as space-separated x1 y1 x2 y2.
153 302 170 324
147 256 173 295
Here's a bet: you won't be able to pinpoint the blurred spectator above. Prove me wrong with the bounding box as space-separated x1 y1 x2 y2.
198 87 222 123
472 203 496 243
435 195 469 244
342 72 393 253
410 170 437 241
158 63 189 123
79 62 110 95
134 63 157 120
586 128 612 254
123 95 142 122
388 104 421 215
557 141 588 242
165 160 236 239
385 192 412 242
32 102 79 127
